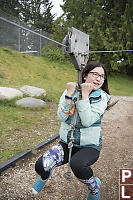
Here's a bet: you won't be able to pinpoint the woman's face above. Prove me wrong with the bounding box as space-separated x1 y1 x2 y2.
84 67 105 90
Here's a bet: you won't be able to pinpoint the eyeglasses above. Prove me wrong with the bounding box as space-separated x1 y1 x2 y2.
89 72 106 81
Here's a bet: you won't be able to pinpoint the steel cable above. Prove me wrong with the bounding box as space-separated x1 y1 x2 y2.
0 16 133 54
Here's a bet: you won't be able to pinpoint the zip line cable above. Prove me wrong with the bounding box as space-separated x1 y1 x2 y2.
0 16 65 47
0 16 133 54
89 50 133 53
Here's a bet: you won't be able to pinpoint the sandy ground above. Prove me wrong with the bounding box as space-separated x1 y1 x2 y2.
0 96 133 200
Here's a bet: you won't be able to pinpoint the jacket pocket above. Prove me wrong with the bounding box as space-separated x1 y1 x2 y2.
80 127 101 146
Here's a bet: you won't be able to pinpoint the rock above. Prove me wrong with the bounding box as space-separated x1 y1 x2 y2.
15 97 46 108
0 87 23 100
20 85 46 97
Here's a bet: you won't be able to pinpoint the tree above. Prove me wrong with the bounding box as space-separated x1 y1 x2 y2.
118 0 133 74
0 1 21 50
52 0 133 74
19 0 54 33
95 0 133 74
0 0 21 18
0 0 54 33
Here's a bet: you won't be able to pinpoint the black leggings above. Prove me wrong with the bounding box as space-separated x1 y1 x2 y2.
35 141 100 180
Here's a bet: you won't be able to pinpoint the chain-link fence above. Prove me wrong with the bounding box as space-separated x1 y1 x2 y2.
0 9 51 55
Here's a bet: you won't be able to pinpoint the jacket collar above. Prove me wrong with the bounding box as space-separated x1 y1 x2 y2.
89 88 101 98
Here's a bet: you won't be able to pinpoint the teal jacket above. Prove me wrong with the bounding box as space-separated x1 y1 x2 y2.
57 88 110 151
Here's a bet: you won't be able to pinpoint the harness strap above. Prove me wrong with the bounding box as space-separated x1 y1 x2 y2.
63 92 80 192
60 104 75 116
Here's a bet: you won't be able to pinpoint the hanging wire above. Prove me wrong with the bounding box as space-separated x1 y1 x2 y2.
89 50 133 53
0 16 133 54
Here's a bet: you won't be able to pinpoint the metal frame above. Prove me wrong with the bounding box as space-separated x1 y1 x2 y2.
63 27 89 71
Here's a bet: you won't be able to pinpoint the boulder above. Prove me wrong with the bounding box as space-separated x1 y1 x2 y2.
0 87 23 100
20 85 46 97
15 97 46 108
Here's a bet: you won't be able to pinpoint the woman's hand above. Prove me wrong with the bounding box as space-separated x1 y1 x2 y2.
81 83 94 100
66 82 77 97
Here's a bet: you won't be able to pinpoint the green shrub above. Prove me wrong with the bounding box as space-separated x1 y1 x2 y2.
41 44 70 63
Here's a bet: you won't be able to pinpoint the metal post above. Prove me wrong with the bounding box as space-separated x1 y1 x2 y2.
18 27 21 52
39 29 42 56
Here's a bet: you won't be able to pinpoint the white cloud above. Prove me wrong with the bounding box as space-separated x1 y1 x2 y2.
51 0 64 19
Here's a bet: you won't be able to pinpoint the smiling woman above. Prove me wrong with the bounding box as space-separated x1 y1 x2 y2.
32 61 111 200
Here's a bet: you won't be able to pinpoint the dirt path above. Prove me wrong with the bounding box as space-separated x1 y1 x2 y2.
0 96 133 200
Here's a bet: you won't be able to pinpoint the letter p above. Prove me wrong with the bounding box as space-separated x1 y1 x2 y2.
122 170 131 183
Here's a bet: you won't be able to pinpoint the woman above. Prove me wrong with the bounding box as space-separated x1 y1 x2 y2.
32 61 110 200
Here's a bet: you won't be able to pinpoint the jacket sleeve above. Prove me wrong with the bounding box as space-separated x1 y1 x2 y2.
76 92 110 127
57 89 74 122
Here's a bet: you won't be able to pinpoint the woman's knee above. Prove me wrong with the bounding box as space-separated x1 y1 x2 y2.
35 143 64 177
35 156 51 180
42 143 64 170
35 156 44 175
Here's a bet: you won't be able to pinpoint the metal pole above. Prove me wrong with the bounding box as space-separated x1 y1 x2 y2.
40 29 42 56
18 27 21 52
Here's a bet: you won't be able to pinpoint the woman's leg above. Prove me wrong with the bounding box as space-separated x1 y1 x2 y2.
70 147 101 199
32 141 82 194
32 143 65 194
36 143 65 178
70 147 100 179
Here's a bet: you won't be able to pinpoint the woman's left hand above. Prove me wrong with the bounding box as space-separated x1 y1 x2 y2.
81 83 94 100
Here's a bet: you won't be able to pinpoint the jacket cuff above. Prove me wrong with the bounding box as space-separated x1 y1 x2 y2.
61 99 73 111
76 99 90 111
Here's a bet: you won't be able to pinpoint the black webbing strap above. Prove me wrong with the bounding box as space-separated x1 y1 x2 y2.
63 90 80 192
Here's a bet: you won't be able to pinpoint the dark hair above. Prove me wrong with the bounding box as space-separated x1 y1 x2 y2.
82 61 110 95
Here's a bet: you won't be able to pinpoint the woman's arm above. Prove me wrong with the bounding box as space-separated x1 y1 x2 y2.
76 92 109 127
57 90 74 122
57 82 77 122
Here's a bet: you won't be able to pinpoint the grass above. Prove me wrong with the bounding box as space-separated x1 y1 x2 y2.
109 74 133 96
0 47 76 101
0 47 133 163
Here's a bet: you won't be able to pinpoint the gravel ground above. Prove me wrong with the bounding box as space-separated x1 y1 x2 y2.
0 96 133 200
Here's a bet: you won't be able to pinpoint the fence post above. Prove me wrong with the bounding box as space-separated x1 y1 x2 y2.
18 27 21 52
39 29 42 56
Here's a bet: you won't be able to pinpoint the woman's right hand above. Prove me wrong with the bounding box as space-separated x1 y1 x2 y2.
66 82 77 97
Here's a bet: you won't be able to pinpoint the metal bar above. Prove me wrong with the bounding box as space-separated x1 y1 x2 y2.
18 27 21 52
0 16 66 47
20 51 38 53
40 29 42 56
0 149 32 174
106 100 119 111
89 50 133 53
0 133 59 174
34 133 59 150
0 16 133 53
